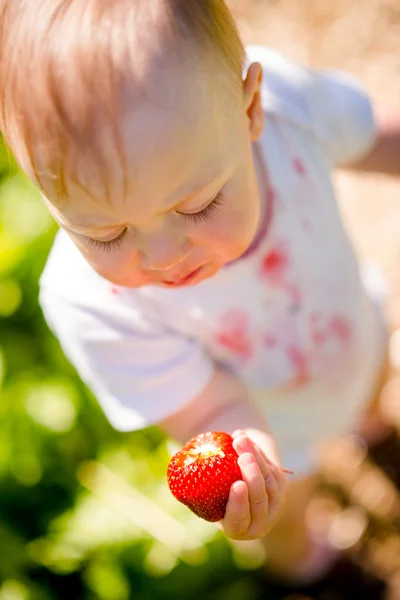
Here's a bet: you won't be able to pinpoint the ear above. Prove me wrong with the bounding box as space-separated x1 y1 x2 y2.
243 62 264 141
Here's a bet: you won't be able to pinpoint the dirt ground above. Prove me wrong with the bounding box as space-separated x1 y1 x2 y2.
227 2 400 598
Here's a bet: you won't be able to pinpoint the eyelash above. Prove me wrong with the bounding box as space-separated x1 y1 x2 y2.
87 192 224 252
87 228 127 253
180 191 224 224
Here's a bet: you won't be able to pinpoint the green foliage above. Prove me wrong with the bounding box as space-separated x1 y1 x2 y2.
0 140 263 599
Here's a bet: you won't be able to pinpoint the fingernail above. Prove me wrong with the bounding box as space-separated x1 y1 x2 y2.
233 480 245 495
281 467 294 475
232 429 245 438
240 453 254 466
235 436 248 451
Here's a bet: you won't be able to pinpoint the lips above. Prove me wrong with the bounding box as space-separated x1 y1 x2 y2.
162 266 203 286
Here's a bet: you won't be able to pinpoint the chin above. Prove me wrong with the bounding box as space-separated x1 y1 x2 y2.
101 274 147 288
195 263 220 284
224 243 253 264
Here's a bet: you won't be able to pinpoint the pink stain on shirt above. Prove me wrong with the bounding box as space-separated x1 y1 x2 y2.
110 286 120 296
264 333 278 349
260 247 289 282
310 311 327 345
285 345 310 388
312 328 327 345
293 157 307 176
329 315 352 344
311 312 352 348
216 309 253 361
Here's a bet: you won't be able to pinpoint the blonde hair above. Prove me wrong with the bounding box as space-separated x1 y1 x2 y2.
0 0 245 203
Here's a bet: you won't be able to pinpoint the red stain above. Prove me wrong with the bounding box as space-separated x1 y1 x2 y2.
287 346 308 374
216 309 252 361
310 312 326 345
110 286 120 296
285 345 310 388
260 247 289 281
294 157 307 176
312 329 326 345
217 332 252 360
329 315 352 344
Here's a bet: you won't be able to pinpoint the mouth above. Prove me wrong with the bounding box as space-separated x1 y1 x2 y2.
161 266 204 287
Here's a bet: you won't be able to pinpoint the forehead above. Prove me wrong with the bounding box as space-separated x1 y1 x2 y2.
49 90 240 228
29 16 244 205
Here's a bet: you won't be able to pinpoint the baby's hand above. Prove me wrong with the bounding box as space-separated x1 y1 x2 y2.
218 430 289 541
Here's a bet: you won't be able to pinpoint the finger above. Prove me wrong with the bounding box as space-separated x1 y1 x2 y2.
231 429 246 440
272 465 289 499
238 453 269 520
234 434 271 480
281 467 294 475
222 480 250 537
264 470 282 519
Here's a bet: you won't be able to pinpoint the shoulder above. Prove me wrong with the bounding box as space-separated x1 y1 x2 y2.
246 45 376 164
40 230 112 306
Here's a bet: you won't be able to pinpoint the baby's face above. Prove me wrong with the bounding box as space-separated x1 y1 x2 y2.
45 63 264 288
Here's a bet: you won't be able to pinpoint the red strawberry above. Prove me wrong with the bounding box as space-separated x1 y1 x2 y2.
167 431 242 522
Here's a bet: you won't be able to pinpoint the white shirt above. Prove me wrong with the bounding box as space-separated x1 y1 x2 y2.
39 46 385 475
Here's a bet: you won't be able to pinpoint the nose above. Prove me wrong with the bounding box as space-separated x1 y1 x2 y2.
139 231 191 272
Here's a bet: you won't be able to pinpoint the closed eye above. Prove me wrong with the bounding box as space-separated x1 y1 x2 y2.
178 191 224 224
87 228 128 252
86 190 225 252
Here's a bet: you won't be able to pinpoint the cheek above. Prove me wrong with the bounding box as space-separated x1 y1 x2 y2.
212 178 259 244
73 237 143 284
191 197 258 260
87 253 123 280
98 251 141 280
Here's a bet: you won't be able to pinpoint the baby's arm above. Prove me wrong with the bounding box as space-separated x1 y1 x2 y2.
341 108 400 176
160 368 288 541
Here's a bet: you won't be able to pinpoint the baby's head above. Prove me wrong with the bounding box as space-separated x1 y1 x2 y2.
0 0 265 287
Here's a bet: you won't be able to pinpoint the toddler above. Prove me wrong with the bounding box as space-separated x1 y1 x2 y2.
1 0 399 585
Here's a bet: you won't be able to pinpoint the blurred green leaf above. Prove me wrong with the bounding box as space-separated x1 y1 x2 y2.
0 152 241 599
0 580 29 600
0 175 51 244
0 280 22 317
24 378 79 433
